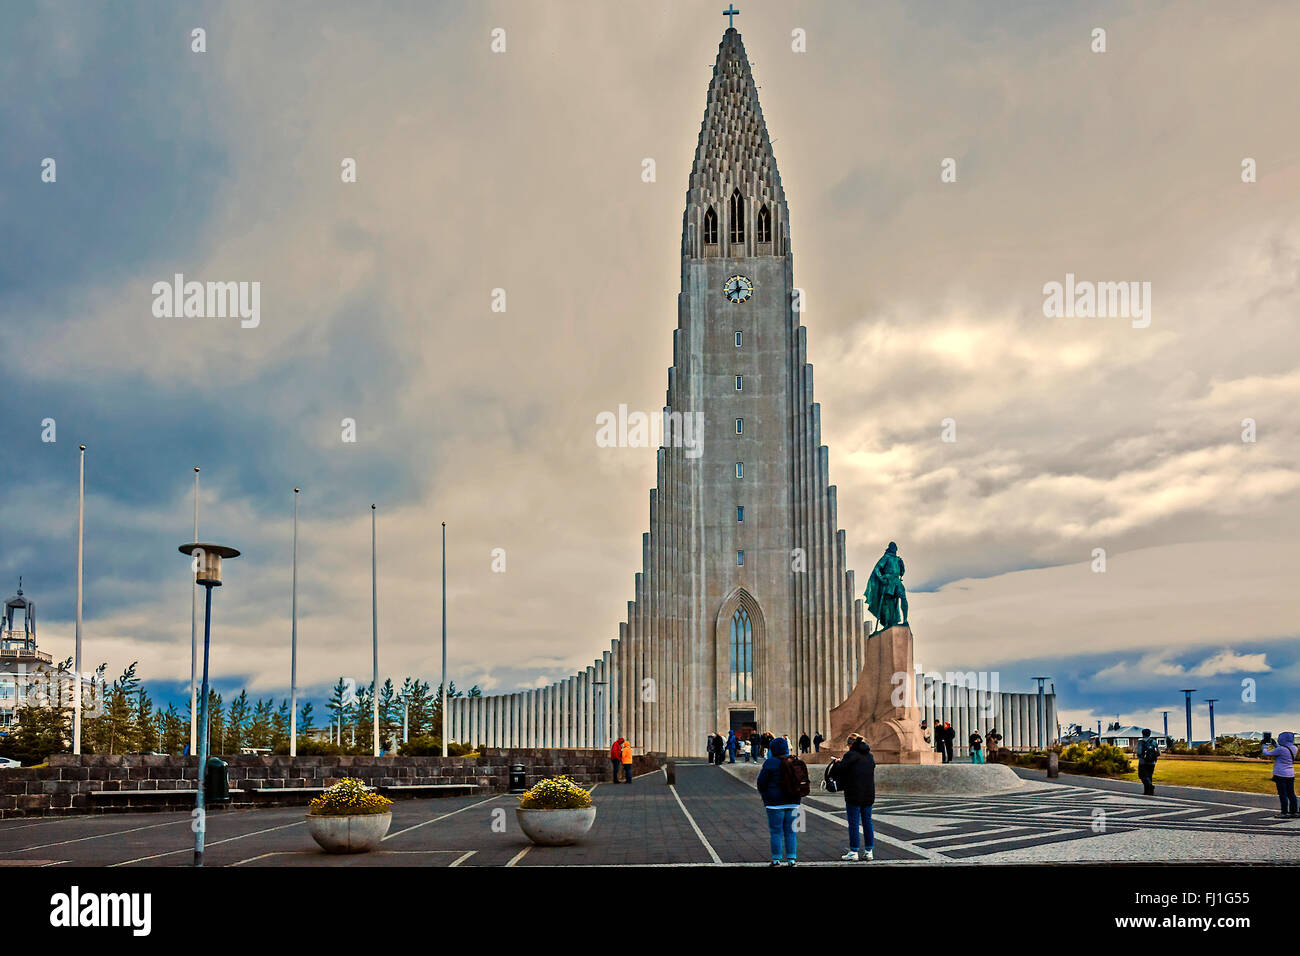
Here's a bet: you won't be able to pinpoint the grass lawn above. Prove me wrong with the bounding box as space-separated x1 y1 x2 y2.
1116 759 1277 795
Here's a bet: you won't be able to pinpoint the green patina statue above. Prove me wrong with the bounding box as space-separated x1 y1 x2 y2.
865 541 908 632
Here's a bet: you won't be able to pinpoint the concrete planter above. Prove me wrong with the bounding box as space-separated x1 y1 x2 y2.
305 811 392 853
515 807 596 846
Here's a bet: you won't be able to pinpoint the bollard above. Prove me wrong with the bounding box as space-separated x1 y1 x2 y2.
664 760 676 785
1047 751 1059 778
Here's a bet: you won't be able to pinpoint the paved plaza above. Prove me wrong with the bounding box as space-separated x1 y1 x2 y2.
0 761 1294 867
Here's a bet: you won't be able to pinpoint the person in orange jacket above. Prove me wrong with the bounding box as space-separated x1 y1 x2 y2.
610 737 625 783
620 738 634 784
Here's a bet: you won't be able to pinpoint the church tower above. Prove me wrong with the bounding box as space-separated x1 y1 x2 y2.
446 26 876 758
613 26 872 755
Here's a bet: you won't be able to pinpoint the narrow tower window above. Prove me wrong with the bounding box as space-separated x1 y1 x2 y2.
735 418 743 435
736 506 744 522
729 189 745 244
735 375 743 391
703 206 718 245
735 462 744 478
730 605 753 699
736 550 745 567
734 331 742 347
757 204 771 243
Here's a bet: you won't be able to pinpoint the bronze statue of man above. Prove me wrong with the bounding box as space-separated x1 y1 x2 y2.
865 541 908 632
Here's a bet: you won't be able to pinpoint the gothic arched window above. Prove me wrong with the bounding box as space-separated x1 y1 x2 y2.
730 605 753 700
756 204 771 243
729 189 745 244
703 206 718 245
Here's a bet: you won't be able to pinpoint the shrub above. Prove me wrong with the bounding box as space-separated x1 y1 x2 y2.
1073 743 1131 776
398 736 474 757
308 778 393 816
1060 742 1090 763
517 775 593 810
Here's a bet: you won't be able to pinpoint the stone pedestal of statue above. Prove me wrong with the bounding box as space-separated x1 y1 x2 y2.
806 624 942 766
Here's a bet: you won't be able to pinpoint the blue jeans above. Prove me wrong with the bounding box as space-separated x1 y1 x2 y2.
971 749 984 764
765 807 798 860
846 803 873 852
622 763 632 783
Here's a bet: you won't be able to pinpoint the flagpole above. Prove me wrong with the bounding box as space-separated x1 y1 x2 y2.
190 466 199 754
371 504 379 757
441 521 447 757
290 488 300 757
73 445 85 755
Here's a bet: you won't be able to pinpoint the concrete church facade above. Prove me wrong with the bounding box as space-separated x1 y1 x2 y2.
446 28 1057 757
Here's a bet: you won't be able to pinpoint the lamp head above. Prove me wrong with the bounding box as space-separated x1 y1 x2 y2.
178 542 240 586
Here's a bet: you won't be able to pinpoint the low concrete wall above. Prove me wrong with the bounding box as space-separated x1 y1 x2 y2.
0 749 665 818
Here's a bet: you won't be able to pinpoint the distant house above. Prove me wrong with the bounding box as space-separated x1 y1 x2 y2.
1061 728 1100 747
1100 725 1169 751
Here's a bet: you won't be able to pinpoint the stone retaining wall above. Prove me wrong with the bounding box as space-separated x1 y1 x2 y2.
0 749 665 818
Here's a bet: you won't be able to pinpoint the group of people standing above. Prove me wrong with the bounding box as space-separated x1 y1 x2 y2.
607 737 634 782
753 730 876 865
708 729 820 764
921 720 1002 764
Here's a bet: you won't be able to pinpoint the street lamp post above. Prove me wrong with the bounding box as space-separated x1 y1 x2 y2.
1179 689 1196 747
74 445 85 755
1031 677 1051 749
290 488 299 757
441 521 447 757
190 466 200 755
1205 698 1219 749
371 505 380 757
179 541 241 868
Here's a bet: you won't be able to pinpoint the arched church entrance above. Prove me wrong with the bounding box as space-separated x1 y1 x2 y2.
714 588 766 754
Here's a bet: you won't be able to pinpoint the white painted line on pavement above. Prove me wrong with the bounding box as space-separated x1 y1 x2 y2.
383 794 504 842
449 850 476 867
109 820 306 866
12 817 191 853
505 846 531 867
668 784 722 864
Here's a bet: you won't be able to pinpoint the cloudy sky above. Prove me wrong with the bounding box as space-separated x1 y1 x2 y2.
2 0 1297 740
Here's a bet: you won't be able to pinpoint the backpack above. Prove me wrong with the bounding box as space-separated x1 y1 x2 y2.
779 756 812 801
1137 738 1159 763
821 758 841 793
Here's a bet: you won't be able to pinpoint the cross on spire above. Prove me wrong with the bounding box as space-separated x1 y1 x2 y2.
722 5 740 29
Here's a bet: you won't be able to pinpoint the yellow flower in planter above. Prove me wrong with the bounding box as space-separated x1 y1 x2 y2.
517 775 593 810
309 777 393 816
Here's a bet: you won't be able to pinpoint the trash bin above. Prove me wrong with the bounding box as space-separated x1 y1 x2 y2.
205 757 231 804
508 764 527 793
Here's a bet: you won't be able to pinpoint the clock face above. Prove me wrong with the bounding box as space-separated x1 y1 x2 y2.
723 274 754 303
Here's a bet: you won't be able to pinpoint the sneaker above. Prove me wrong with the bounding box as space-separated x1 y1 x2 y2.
769 860 782 867
785 859 797 867
840 850 859 862
861 850 874 861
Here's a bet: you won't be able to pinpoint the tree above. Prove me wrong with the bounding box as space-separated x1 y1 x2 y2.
272 699 290 751
406 680 433 737
160 702 186 754
298 700 316 733
249 697 274 749
226 690 250 754
206 689 225 754
328 678 353 745
0 706 70 764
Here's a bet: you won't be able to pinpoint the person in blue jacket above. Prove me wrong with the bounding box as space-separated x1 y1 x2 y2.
756 735 802 866
1263 731 1297 818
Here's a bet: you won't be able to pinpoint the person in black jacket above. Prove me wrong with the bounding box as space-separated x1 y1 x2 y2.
830 734 876 861
940 722 956 763
798 732 811 754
